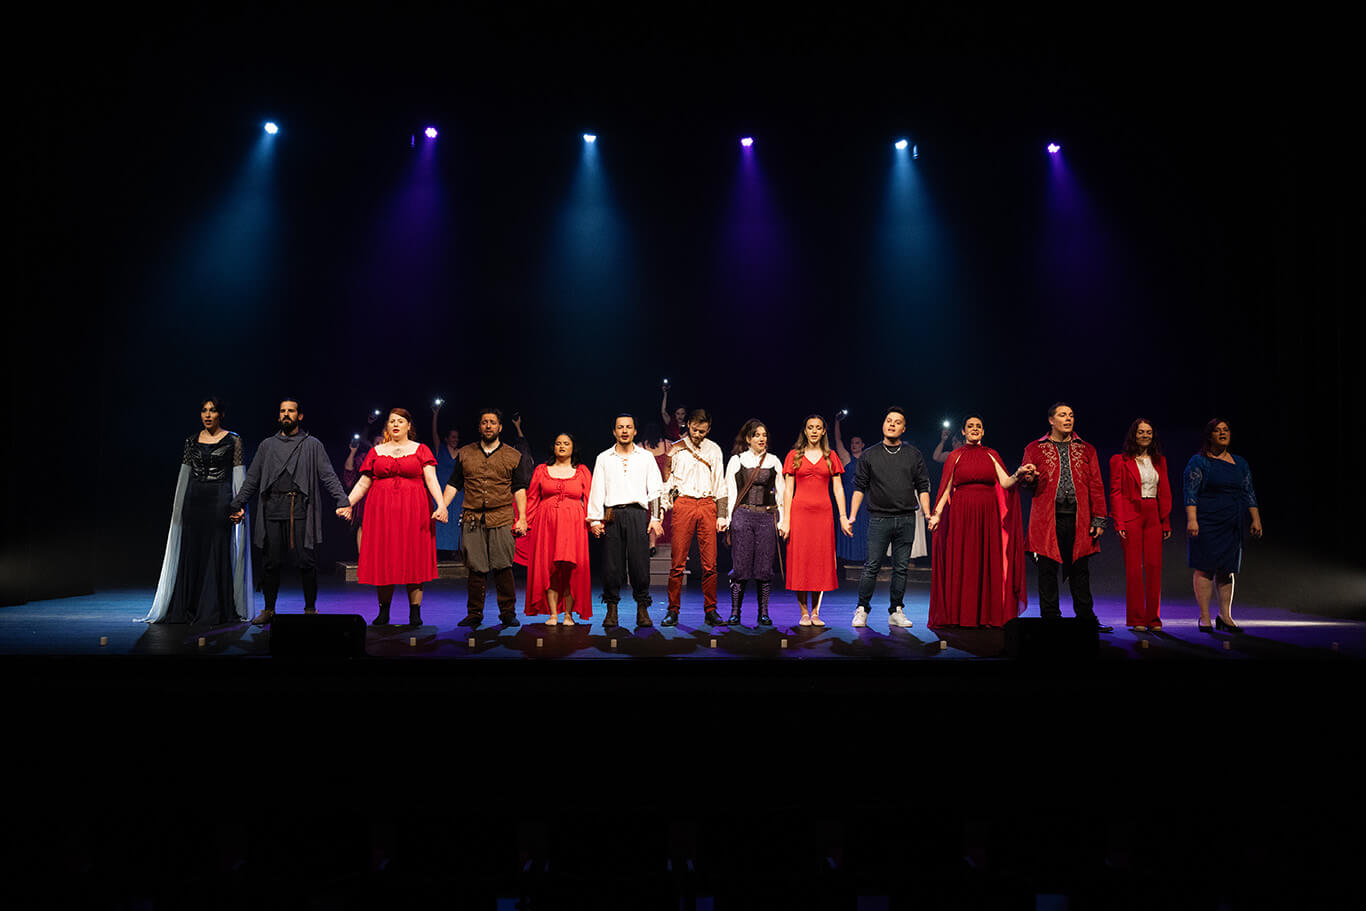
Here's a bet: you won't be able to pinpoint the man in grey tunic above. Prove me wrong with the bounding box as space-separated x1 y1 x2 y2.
229 398 351 624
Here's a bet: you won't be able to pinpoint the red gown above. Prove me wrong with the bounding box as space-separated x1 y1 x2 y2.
524 463 594 617
928 445 1026 627
784 449 843 592
357 445 438 585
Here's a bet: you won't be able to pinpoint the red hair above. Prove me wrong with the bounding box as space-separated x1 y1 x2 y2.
382 408 416 443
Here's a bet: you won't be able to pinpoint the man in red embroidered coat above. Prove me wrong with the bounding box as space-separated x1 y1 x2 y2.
1019 402 1112 633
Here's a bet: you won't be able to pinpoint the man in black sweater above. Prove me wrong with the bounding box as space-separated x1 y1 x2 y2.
847 406 932 629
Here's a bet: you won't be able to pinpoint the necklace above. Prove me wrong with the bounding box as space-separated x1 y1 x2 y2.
883 442 901 454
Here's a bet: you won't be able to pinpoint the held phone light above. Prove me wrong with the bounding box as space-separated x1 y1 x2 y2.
943 420 951 429
434 398 444 407
353 434 361 441
372 409 382 419
662 377 670 387
837 408 850 421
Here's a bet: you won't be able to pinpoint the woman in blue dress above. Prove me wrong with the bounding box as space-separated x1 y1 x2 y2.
1184 418 1263 633
833 415 869 565
432 404 464 557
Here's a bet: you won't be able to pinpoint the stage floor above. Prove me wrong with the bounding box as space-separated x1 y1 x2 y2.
2 577 1361 660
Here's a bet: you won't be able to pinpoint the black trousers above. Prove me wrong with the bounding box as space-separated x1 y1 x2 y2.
601 506 652 608
1035 510 1095 623
261 518 317 611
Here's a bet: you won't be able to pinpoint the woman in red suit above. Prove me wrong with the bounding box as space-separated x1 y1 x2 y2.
1109 418 1172 630
781 415 852 627
524 433 594 625
345 408 448 627
926 415 1030 627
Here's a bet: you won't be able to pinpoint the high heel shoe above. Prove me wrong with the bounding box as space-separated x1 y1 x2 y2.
1197 619 1214 633
1215 616 1242 634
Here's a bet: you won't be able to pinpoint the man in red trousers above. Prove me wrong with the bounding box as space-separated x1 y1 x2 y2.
1019 402 1112 633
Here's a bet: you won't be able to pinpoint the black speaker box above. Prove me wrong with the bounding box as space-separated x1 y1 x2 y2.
269 613 368 658
1003 617 1098 659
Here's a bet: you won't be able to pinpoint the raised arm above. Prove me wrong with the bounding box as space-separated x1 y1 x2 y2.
431 404 442 450
833 418 850 464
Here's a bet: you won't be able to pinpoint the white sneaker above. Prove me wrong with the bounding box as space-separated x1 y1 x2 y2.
852 607 869 628
888 608 913 628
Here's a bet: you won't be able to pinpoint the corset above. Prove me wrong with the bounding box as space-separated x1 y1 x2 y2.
739 467 777 508
185 434 238 483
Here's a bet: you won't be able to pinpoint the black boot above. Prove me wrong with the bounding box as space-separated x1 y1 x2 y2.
661 610 679 627
372 604 391 626
635 605 653 628
408 604 422 627
728 581 746 626
460 574 487 627
704 608 725 626
756 581 772 626
603 603 620 628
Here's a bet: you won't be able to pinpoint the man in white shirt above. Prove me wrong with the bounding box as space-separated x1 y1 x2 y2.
662 409 729 626
588 414 665 628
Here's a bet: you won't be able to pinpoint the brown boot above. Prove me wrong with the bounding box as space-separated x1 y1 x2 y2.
603 603 620 628
635 605 653 628
459 574 486 627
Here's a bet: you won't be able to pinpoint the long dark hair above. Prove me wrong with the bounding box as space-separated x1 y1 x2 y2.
382 408 418 443
788 414 834 475
1200 418 1231 456
732 419 767 456
1122 418 1163 460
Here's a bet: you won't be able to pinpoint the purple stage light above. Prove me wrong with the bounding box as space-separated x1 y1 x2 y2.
894 139 909 151
740 137 754 148
1047 143 1061 154
263 122 278 135
424 126 438 139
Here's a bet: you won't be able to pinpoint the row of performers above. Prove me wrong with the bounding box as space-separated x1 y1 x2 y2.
146 399 1261 635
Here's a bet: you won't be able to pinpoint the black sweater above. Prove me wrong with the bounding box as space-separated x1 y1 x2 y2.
853 443 931 515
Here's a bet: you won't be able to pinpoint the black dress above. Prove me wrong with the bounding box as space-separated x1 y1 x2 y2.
163 433 243 624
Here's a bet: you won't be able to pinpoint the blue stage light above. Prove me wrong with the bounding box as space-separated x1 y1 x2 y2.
263 122 279 135
894 139 909 151
583 133 597 143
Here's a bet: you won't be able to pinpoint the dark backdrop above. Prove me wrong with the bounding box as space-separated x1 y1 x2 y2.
8 8 1361 604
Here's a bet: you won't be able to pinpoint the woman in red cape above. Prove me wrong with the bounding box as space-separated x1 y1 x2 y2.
524 433 593 624
927 416 1029 628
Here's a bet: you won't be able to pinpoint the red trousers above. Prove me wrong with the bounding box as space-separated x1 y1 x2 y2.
1120 497 1163 626
668 496 718 610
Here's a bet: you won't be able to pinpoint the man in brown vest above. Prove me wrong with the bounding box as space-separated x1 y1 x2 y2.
441 408 531 627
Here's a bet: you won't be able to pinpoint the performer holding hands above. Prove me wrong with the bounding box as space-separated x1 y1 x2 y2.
345 408 447 627
662 409 728 627
588 414 665 629
782 414 851 628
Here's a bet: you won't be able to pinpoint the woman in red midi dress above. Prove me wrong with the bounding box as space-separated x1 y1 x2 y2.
781 415 852 627
345 409 448 627
926 416 1029 628
524 433 594 624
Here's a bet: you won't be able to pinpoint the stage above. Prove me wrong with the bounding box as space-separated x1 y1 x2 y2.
3 576 1361 661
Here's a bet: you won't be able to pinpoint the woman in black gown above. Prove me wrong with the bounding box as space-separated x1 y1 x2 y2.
146 398 252 624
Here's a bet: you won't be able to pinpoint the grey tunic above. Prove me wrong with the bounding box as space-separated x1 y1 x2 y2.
228 431 350 552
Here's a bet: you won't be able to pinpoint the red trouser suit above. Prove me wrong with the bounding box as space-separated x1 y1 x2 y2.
1109 453 1172 627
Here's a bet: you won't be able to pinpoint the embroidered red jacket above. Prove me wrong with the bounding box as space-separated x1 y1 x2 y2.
1021 434 1107 562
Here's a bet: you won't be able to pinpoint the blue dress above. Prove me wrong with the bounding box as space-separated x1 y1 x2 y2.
1184 453 1257 575
835 455 870 562
435 444 464 552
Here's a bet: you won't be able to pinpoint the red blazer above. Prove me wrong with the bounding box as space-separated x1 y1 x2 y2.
1108 453 1172 533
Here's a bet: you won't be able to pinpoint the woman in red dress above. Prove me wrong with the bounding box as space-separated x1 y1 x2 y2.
926 415 1030 628
524 433 594 625
1109 418 1172 631
345 409 448 627
781 415 852 627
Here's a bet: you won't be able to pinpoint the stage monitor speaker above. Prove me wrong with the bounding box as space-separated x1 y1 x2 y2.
1003 617 1098 660
269 614 368 658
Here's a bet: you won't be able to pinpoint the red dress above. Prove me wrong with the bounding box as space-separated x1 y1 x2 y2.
784 450 843 592
357 445 438 585
928 445 1026 627
524 463 594 617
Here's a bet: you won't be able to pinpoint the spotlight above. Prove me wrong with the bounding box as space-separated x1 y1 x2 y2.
740 137 754 148
583 133 597 143
1047 143 1061 154
263 122 279 135
912 144 919 160
894 139 909 151
424 126 438 139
